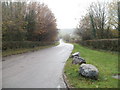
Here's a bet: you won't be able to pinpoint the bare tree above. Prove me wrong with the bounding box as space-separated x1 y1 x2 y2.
76 14 92 40
88 2 107 39
118 1 120 33
76 1 117 41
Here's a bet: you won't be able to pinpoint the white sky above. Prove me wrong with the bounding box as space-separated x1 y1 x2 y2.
31 0 113 29
39 0 98 29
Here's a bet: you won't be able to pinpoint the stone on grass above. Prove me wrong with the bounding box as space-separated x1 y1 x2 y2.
72 56 86 65
79 64 99 80
71 52 80 58
77 57 86 64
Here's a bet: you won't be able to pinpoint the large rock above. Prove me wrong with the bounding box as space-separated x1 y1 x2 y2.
78 57 86 64
79 64 99 80
72 56 86 65
71 52 80 58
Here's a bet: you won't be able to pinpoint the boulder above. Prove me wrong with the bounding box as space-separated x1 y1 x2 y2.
72 56 86 65
71 52 80 58
78 57 86 64
79 64 99 80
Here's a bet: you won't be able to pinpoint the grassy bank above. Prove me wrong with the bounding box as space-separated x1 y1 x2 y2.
64 44 119 88
2 42 59 57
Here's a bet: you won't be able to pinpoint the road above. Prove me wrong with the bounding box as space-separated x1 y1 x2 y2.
2 40 73 88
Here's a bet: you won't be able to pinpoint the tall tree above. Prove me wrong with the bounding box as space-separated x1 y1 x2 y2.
88 2 107 39
76 1 117 40
2 1 58 42
118 1 120 32
107 0 118 30
25 2 36 41
76 14 92 40
2 2 27 41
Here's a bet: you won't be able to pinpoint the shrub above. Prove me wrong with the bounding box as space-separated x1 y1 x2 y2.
2 41 55 51
80 39 119 51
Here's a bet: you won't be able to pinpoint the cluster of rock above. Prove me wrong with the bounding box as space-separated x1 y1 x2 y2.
71 52 99 80
72 56 86 65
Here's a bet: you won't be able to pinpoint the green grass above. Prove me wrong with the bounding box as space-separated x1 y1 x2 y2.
64 43 119 88
2 42 59 57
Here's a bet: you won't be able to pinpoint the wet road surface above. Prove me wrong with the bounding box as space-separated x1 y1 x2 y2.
2 40 73 88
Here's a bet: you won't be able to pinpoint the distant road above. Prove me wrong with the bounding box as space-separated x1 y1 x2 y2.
2 40 73 88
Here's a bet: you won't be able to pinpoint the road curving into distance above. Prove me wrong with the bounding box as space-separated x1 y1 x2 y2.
2 39 73 88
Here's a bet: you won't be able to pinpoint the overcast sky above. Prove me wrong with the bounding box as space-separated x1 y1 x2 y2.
39 0 91 29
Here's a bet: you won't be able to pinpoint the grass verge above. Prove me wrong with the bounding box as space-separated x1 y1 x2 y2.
64 43 119 88
2 42 59 57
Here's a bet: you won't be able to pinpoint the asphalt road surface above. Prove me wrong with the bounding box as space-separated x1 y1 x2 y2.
2 40 73 88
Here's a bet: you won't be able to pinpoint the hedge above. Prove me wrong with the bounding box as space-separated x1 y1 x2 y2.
80 39 119 51
2 41 55 51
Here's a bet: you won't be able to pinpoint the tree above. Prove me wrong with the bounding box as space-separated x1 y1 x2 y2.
63 34 70 42
88 2 107 39
25 2 36 41
25 2 57 41
107 0 119 38
118 1 120 33
75 14 92 40
76 1 116 41
107 0 118 30
2 1 58 42
2 2 27 41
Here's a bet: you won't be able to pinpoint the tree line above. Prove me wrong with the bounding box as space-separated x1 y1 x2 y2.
76 0 120 40
2 1 58 42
